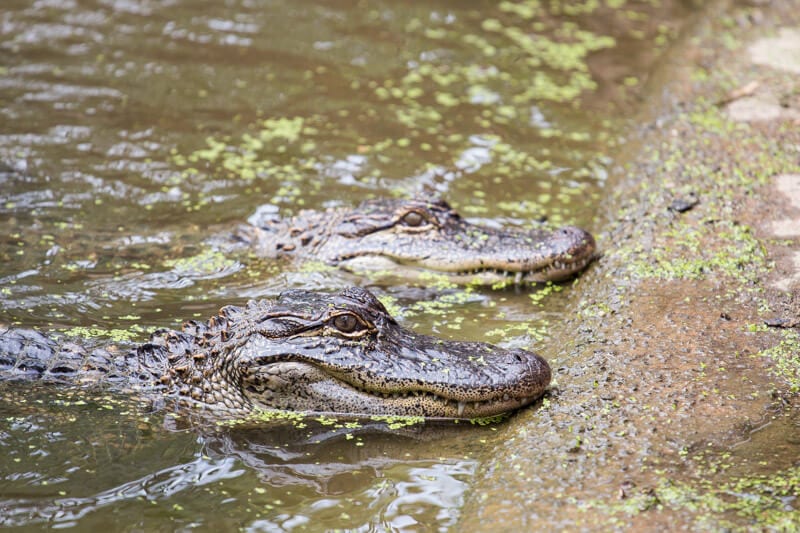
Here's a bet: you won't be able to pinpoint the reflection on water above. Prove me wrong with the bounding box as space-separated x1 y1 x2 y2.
0 0 699 528
0 385 483 530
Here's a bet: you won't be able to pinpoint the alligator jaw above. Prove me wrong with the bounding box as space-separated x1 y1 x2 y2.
336 223 597 284
338 250 596 285
244 361 544 419
440 253 597 284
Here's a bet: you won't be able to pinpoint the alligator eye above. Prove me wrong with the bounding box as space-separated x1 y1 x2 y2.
401 211 425 227
332 313 361 333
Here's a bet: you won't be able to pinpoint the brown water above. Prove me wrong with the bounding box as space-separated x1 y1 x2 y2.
1 0 702 529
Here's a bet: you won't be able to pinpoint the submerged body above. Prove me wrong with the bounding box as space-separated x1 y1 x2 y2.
238 197 596 284
0 288 550 419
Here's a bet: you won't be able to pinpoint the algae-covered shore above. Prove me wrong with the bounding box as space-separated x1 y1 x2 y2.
460 0 800 529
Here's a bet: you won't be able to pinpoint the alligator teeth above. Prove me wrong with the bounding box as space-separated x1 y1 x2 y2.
514 271 523 284
457 401 466 417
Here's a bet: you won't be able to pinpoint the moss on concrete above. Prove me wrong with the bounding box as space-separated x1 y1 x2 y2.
758 329 800 393
460 1 800 529
585 465 800 531
614 104 796 285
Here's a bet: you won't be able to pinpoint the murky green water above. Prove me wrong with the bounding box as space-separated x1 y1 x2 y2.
1 0 701 529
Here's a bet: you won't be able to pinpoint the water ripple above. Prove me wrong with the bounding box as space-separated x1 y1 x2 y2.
0 456 245 528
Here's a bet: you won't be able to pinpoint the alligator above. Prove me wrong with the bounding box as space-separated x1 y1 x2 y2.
237 197 596 285
0 287 551 419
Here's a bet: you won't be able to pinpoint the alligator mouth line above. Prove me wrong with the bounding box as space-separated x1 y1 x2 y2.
339 254 595 283
253 359 536 418
337 378 534 418
443 254 596 281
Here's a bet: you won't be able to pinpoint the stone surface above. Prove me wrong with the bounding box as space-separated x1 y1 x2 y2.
772 250 800 291
726 94 800 122
749 27 800 74
770 174 800 238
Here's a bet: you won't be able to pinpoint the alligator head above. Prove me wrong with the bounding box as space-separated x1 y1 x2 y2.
242 197 596 284
163 287 551 419
2 289 551 419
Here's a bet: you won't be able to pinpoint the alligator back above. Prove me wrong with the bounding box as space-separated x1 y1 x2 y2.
0 326 165 388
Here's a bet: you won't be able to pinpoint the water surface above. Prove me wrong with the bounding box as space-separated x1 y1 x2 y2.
1 0 700 529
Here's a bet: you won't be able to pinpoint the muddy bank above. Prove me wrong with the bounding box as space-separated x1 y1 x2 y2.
460 0 800 529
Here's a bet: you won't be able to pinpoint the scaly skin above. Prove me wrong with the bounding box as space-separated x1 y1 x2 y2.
238 197 597 284
0 288 551 419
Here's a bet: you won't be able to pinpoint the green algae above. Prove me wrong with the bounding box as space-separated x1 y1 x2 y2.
219 408 311 428
61 325 145 343
162 249 240 278
584 466 800 531
170 114 324 205
369 415 425 430
625 220 769 283
578 299 613 319
167 0 628 224
379 288 475 323
296 260 337 274
484 320 550 343
4 389 146 421
376 294 403 319
529 282 564 306
756 329 800 393
614 105 798 285
220 410 427 433
254 117 305 144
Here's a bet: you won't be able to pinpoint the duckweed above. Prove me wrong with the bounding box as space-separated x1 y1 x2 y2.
585 466 800 531
61 325 145 342
757 329 800 393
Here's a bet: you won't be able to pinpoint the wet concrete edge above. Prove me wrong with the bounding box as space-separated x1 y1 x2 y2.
459 0 800 529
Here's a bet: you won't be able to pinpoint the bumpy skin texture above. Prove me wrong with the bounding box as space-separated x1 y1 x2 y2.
0 288 551 419
239 197 597 284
